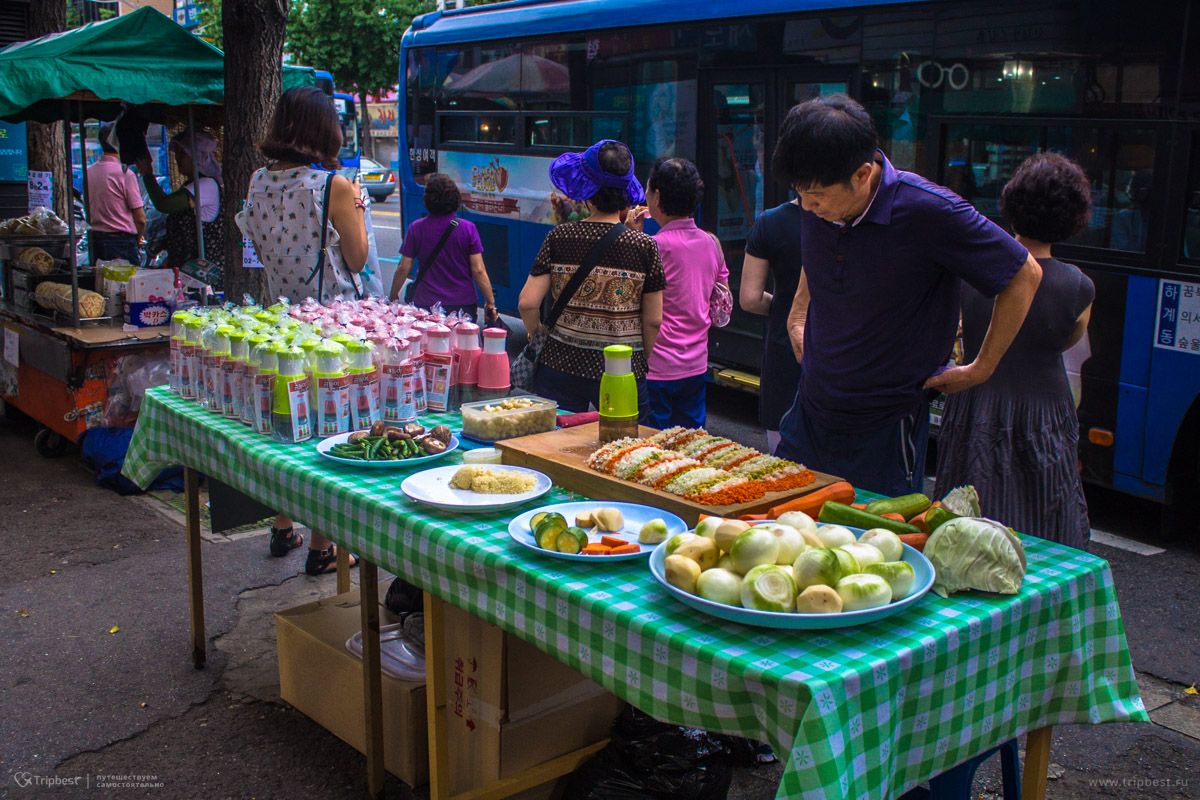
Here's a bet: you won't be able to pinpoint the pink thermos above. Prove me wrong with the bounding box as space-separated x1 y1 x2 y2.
477 327 510 402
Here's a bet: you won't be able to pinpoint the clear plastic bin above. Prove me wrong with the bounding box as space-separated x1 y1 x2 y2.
460 395 558 442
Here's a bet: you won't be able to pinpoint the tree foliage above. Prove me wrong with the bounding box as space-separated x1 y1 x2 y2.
197 0 224 49
287 0 431 100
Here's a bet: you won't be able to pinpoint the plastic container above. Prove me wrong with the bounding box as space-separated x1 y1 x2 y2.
313 340 350 437
423 325 453 413
451 323 481 410
168 310 192 394
243 333 271 427
599 344 639 443
405 330 427 415
250 339 279 435
381 338 415 424
460 395 558 442
346 339 381 431
461 447 503 465
476 327 510 403
221 329 249 419
272 345 313 443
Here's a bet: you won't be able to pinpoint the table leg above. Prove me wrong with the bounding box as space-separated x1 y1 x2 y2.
184 467 205 670
360 560 385 799
425 592 451 800
1023 726 1053 800
337 545 351 596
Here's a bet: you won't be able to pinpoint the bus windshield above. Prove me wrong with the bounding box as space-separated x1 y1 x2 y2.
333 95 361 167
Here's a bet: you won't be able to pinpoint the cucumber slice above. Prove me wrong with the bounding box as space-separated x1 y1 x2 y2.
556 527 588 554
530 512 549 531
536 521 566 550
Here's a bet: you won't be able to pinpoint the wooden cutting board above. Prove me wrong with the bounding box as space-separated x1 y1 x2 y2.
495 423 842 526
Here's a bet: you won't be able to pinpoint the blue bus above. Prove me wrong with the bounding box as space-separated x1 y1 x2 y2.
312 69 363 169
399 0 1200 529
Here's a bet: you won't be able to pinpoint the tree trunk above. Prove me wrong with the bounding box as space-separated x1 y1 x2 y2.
26 0 68 220
358 88 373 161
221 0 286 303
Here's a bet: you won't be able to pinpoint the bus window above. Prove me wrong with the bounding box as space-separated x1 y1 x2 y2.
407 48 437 184
713 82 765 243
526 114 626 149
438 113 516 146
629 60 698 177
1182 135 1200 263
438 44 521 112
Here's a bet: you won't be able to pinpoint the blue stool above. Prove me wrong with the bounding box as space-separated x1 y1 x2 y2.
898 738 1021 800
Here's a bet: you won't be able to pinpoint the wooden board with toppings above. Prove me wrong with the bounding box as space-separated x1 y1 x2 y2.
496 423 842 527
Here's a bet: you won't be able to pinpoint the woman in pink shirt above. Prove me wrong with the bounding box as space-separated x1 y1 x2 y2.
633 158 729 428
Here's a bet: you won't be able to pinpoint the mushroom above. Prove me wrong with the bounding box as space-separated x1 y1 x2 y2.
420 437 448 455
385 428 410 442
403 423 426 437
430 424 453 444
370 420 386 437
348 431 368 444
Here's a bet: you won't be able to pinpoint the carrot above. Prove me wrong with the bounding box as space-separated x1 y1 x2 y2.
909 501 942 532
880 512 907 523
898 533 930 552
608 544 642 555
739 513 770 522
851 503 869 510
581 544 612 555
765 480 856 519
600 535 627 548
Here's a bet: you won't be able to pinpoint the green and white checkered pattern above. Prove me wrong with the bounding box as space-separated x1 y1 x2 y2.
125 386 1148 799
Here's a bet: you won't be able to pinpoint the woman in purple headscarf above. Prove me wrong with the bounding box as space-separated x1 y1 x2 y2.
517 140 665 416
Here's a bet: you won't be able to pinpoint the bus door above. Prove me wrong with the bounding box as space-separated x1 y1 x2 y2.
700 69 851 378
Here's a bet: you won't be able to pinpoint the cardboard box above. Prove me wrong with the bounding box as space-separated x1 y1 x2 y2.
441 601 624 796
276 588 428 787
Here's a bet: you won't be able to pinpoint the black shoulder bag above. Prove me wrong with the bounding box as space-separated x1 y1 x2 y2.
403 217 459 303
305 173 363 300
510 222 624 392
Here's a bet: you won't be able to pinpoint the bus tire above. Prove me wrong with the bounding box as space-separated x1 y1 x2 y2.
1161 403 1200 540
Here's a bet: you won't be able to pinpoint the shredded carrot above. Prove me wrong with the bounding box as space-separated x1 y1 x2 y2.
694 482 766 505
757 470 816 493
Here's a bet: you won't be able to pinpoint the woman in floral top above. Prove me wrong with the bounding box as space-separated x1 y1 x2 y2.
236 86 368 575
518 141 665 415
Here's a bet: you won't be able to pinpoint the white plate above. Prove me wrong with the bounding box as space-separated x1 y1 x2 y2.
317 432 460 468
508 501 688 562
649 526 935 630
400 465 552 513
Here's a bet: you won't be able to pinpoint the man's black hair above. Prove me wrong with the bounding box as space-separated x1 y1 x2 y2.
98 122 118 154
588 141 634 214
771 94 878 189
648 158 703 217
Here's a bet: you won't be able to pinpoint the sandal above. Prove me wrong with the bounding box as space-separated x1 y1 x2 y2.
305 545 359 576
269 526 304 557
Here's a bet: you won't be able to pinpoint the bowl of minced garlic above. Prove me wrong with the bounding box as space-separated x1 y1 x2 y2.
449 466 537 494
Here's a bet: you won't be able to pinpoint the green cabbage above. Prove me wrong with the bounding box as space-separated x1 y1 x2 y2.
940 485 981 516
925 517 1026 598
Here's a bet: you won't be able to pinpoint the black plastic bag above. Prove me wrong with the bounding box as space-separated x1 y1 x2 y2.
564 705 753 800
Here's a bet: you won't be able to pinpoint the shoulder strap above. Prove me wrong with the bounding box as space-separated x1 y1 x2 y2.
544 222 624 331
410 217 459 292
304 172 336 294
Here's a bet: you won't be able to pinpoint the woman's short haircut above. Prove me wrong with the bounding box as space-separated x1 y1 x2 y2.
999 153 1092 243
422 173 461 215
258 86 342 170
588 141 635 214
772 94 878 190
648 158 703 217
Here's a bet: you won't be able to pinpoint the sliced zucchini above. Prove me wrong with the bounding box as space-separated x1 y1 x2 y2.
556 528 588 554
536 521 566 550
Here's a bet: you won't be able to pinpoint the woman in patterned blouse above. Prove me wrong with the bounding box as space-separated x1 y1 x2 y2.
517 141 665 416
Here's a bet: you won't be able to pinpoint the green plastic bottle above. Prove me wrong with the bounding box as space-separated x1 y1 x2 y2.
222 329 249 419
598 345 640 443
249 339 279 435
272 345 313 443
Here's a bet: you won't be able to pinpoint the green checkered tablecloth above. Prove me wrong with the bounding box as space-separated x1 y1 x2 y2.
124 386 1148 799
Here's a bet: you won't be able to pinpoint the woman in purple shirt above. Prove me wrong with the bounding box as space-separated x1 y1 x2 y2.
390 174 497 322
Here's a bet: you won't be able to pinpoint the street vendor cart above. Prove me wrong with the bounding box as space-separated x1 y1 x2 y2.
0 8 314 453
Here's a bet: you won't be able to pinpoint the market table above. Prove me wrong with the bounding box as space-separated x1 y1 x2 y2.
123 385 1148 800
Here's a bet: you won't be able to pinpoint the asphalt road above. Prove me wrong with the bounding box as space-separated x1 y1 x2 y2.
1 386 1198 798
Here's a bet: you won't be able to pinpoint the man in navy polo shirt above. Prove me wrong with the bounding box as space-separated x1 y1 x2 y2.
774 95 1043 496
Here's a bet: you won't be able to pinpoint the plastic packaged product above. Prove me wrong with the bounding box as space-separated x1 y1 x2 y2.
599 345 639 443
461 447 503 465
314 340 350 437
346 339 381 431
202 326 232 413
242 333 271 427
381 338 414 424
221 329 249 419
294 335 321 428
460 395 558 442
272 345 313 443
251 340 279 435
179 316 205 400
451 323 480 410
405 330 426 415
168 310 192 394
476 327 511 403
195 324 217 410
424 325 453 413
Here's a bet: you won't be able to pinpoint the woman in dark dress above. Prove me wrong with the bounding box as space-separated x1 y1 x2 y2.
936 153 1095 548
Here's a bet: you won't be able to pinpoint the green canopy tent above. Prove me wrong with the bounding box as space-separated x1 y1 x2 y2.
0 6 313 321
